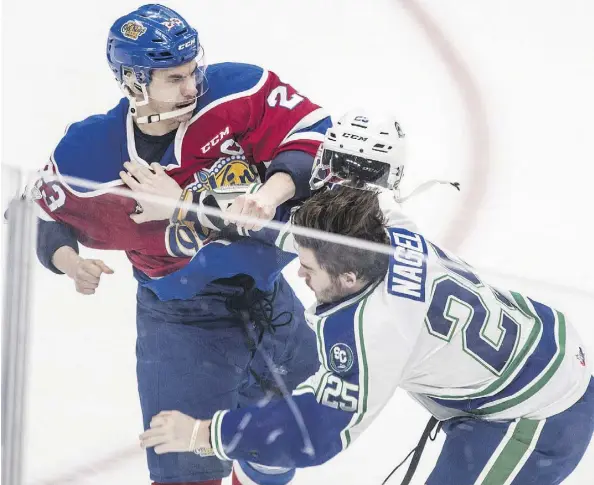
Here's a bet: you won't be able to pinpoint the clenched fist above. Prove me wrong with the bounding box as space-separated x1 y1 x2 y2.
66 257 114 295
51 246 114 295
224 192 276 232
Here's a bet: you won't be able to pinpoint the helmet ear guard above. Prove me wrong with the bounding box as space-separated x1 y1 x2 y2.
121 67 143 91
120 67 151 108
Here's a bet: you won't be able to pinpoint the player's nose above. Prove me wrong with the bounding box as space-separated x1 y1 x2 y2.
183 77 198 97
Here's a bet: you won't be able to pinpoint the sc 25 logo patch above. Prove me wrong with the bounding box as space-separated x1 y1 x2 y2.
329 343 355 374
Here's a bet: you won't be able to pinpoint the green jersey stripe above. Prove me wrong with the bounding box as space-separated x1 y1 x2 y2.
472 310 566 416
477 418 544 485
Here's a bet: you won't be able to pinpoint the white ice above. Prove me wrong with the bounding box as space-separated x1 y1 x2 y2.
2 0 593 483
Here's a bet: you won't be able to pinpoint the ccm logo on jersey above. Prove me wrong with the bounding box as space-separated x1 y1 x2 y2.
201 126 231 153
178 38 196 50
387 228 427 302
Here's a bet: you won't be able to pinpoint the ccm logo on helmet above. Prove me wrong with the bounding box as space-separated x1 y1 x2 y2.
342 133 368 141
178 38 196 50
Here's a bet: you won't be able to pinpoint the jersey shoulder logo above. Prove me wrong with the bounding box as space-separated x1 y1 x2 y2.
329 343 355 374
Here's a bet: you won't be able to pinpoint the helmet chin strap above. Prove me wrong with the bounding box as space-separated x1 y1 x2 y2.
120 81 197 124
134 101 196 124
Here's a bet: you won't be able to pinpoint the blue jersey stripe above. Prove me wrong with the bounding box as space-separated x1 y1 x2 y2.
198 62 265 107
429 299 558 412
322 302 361 383
293 117 332 136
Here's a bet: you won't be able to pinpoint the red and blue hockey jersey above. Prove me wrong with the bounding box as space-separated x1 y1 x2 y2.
33 62 330 279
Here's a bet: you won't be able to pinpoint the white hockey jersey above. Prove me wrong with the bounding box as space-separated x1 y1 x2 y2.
210 191 591 468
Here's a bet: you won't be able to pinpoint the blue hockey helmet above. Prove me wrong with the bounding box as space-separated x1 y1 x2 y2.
106 4 206 123
107 4 201 85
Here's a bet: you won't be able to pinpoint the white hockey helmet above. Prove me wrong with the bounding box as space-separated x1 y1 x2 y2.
309 110 406 191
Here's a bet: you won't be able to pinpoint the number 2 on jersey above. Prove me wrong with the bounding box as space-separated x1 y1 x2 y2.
267 85 304 109
424 244 521 376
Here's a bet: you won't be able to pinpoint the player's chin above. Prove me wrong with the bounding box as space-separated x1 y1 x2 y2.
174 111 194 123
314 292 330 304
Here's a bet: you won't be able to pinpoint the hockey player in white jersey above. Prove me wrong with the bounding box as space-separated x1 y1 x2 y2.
139 112 594 485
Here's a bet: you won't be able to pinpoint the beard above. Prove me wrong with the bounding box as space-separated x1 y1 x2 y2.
313 277 350 304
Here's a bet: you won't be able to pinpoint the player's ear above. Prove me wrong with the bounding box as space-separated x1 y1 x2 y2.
340 271 359 290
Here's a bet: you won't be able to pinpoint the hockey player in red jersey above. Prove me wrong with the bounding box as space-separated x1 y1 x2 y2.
33 4 331 485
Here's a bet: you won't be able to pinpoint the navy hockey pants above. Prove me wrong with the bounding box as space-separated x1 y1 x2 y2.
135 275 318 483
427 376 594 485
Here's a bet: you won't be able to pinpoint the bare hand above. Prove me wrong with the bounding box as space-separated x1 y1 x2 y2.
139 410 211 454
66 258 114 295
119 161 183 223
224 193 276 231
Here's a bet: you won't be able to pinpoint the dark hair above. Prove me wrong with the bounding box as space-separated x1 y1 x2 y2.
293 186 390 283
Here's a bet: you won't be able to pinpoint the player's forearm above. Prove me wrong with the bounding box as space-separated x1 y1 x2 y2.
210 392 350 468
37 219 80 275
51 246 82 277
266 150 315 200
258 171 296 207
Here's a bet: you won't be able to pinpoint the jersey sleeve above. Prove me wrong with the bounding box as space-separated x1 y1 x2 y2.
210 364 362 468
209 289 408 468
232 67 331 163
265 150 315 200
36 218 79 274
31 158 140 250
